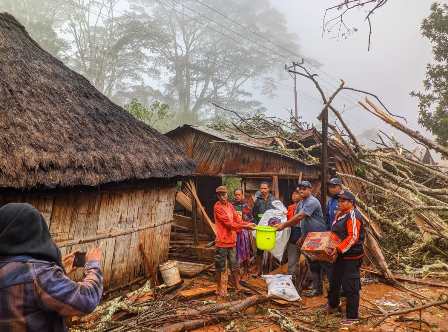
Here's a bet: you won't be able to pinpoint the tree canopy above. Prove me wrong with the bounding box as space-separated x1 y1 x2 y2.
412 2 448 147
1 0 301 128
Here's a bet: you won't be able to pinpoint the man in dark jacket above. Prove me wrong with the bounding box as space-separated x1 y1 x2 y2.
326 177 342 229
327 190 365 326
0 203 103 332
252 182 275 224
251 182 275 275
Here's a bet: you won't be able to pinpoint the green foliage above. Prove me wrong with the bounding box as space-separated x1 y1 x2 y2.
4 0 301 125
354 164 367 178
134 0 296 122
223 177 242 201
411 2 448 146
124 99 174 133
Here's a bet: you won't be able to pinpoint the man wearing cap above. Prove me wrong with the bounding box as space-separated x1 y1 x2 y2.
327 190 365 325
275 181 329 296
326 178 343 230
214 186 255 297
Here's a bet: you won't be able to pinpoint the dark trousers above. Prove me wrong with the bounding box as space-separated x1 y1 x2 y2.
328 258 362 319
307 259 332 293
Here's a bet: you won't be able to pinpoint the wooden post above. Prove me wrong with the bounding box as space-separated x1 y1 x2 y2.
272 175 279 199
320 108 329 215
192 198 198 245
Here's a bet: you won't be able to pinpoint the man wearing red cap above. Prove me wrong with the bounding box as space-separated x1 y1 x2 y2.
214 186 255 297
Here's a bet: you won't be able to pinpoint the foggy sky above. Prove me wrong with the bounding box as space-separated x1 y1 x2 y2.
263 0 438 148
1 0 441 150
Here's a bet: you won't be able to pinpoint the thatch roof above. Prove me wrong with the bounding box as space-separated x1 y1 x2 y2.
0 13 194 189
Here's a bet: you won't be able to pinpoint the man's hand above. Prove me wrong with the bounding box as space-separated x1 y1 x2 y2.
328 247 338 262
86 247 102 263
273 223 284 231
245 223 256 230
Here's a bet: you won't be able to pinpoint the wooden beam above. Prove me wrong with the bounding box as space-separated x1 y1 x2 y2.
272 175 279 199
192 198 198 245
57 220 173 248
185 181 216 236
236 172 308 179
178 285 217 300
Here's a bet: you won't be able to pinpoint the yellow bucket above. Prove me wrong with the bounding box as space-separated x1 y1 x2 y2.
255 226 277 250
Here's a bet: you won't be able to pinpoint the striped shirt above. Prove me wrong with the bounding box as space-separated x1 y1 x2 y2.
0 255 103 332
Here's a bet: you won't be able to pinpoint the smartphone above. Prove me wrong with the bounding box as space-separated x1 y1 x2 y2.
73 252 86 267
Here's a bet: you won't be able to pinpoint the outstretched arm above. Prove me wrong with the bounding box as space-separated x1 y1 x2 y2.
33 249 103 316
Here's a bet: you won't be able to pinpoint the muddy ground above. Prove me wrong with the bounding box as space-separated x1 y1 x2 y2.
185 270 448 332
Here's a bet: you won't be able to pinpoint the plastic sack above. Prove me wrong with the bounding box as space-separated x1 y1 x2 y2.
262 274 301 301
255 200 290 261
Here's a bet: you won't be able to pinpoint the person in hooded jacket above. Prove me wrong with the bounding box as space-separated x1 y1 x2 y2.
0 203 103 332
327 191 365 326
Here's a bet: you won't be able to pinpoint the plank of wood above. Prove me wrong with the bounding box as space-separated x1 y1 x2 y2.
272 175 279 199
179 285 217 299
174 214 193 222
362 267 448 288
176 191 192 211
185 181 216 235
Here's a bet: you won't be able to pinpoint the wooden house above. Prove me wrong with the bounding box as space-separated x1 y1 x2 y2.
166 125 320 215
0 13 195 290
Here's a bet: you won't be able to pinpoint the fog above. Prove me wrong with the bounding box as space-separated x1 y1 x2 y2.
266 1 436 147
0 0 441 150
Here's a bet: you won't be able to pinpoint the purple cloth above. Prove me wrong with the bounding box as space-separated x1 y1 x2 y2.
233 201 254 263
236 229 252 264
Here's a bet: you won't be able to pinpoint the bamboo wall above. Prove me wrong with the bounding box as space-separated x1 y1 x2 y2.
0 182 176 289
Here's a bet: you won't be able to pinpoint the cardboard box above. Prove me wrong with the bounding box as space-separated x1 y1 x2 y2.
301 231 341 263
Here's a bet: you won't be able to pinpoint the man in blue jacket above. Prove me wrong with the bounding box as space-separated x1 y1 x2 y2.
326 178 343 229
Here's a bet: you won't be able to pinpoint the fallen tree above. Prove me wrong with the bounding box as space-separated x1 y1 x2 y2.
211 62 448 280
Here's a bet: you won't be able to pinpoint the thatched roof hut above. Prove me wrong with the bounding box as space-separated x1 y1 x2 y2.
0 12 193 189
0 13 194 290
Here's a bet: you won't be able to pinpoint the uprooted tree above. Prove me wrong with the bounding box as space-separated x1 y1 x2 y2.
212 62 448 280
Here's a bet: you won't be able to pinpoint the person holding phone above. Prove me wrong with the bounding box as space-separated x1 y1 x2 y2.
0 203 103 332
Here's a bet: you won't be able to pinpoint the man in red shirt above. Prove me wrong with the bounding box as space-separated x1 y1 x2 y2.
214 186 255 297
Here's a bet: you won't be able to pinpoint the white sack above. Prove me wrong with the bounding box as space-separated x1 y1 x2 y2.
262 274 301 301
